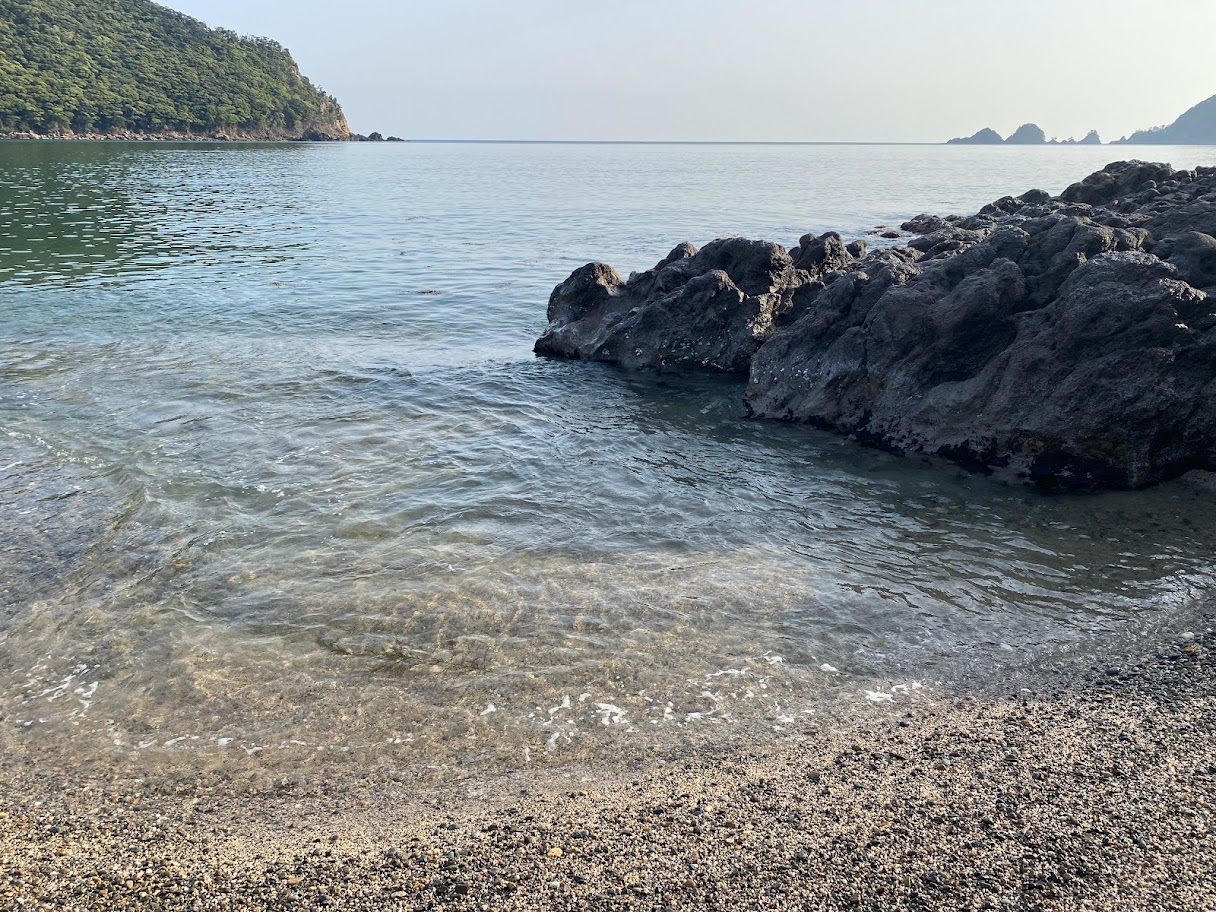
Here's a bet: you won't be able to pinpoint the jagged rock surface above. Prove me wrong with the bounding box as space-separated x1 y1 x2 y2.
534 237 852 373
535 161 1216 489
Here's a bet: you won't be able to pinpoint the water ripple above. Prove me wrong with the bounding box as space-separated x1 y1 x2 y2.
2 141 1216 774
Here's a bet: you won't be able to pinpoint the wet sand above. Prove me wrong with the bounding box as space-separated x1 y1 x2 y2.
2 610 1214 911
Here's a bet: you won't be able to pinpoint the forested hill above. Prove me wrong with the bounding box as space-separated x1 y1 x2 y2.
1116 92 1216 145
0 0 350 139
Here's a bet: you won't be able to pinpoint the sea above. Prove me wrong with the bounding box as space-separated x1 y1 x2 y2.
2 140 1215 780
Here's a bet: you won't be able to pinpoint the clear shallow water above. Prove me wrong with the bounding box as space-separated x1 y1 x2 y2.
2 141 1216 777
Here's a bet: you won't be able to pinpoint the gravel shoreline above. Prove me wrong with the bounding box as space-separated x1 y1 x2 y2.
3 612 1214 911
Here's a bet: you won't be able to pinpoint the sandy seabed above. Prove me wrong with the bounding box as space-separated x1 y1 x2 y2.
1 605 1214 912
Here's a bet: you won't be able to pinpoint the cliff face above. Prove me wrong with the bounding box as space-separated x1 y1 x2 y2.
0 0 350 140
1119 93 1216 145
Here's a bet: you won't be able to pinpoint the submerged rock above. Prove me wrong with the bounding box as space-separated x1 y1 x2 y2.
535 161 1216 490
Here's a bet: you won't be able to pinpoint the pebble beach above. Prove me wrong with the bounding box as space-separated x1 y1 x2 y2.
3 604 1213 911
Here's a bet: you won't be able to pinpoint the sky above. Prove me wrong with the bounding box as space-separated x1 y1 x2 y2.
167 0 1216 142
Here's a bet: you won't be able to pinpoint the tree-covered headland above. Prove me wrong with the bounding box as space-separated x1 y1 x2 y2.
0 0 349 139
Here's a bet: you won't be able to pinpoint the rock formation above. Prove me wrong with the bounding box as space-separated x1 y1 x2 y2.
535 161 1216 490
536 238 801 373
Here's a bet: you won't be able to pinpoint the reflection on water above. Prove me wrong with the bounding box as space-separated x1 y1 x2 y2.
0 142 317 287
1 141 1215 778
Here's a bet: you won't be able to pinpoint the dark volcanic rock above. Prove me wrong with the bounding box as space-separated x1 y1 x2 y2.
1160 231 1216 290
535 161 1216 489
1059 160 1176 206
790 231 857 277
534 238 799 373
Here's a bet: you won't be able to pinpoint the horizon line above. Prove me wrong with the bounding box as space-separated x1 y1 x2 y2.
399 140 939 146
392 139 1124 147
374 138 1216 147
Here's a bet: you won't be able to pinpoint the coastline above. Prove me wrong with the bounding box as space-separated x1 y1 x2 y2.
0 129 348 143
3 599 1212 911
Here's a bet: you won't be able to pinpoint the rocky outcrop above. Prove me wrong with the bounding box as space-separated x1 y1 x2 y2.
535 237 848 373
351 132 406 142
535 161 1216 490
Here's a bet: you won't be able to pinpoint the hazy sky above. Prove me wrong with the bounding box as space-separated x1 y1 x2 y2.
168 0 1216 142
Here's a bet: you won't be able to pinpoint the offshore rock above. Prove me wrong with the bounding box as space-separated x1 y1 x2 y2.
534 238 808 373
536 161 1216 489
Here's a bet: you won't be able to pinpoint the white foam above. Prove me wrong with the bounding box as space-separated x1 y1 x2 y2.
595 703 626 726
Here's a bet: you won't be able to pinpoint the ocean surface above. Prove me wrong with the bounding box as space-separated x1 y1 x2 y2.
3 141 1216 778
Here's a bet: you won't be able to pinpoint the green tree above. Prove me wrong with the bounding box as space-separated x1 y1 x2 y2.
0 0 349 138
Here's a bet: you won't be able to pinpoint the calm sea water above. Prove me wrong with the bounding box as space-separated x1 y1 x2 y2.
3 141 1216 777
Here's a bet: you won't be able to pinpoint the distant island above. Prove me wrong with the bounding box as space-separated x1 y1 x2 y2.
949 91 1216 146
0 0 350 141
1114 91 1216 144
948 124 1102 145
